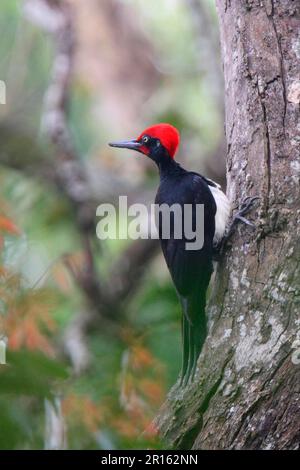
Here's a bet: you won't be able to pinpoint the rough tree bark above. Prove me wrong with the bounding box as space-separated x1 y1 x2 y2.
155 0 300 450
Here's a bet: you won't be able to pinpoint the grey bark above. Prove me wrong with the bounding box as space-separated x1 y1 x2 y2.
155 0 300 450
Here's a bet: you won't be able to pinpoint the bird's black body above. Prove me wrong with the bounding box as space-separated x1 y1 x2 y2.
109 124 231 385
152 149 217 383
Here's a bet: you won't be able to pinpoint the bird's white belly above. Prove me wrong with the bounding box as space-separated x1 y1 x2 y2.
208 185 231 244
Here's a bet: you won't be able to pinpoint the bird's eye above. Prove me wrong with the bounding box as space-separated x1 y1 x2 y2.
156 140 160 147
142 136 149 144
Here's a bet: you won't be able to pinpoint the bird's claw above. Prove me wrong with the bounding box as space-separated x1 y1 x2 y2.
234 214 256 229
238 196 260 217
214 196 260 252
230 196 259 232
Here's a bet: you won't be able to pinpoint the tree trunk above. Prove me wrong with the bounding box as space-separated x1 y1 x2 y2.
155 0 300 450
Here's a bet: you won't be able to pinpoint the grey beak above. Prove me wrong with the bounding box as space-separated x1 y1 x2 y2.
108 140 142 151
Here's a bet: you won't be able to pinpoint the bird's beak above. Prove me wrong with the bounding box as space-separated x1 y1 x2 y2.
108 139 142 152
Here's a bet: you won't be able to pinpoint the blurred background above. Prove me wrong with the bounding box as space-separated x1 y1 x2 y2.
0 0 225 449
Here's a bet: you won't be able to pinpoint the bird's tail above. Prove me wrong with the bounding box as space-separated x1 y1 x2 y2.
180 288 207 386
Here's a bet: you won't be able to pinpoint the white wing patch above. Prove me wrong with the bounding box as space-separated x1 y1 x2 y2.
208 183 231 245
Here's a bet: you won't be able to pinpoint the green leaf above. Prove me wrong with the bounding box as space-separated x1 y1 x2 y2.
0 350 69 398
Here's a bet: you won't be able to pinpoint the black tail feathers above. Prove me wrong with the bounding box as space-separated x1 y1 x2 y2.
180 291 207 386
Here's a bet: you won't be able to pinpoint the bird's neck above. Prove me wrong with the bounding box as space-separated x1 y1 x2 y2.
157 155 183 180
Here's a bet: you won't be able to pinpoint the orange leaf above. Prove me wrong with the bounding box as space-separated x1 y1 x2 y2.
131 345 155 369
139 379 164 405
0 215 20 235
5 287 57 355
52 264 72 293
62 394 102 433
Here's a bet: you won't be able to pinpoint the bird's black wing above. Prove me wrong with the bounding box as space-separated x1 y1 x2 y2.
158 173 216 296
157 173 216 383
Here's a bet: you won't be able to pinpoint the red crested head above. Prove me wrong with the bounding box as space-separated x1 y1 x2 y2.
108 123 180 160
137 123 180 158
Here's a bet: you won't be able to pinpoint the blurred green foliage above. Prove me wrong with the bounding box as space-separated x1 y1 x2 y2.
0 0 222 450
0 350 68 449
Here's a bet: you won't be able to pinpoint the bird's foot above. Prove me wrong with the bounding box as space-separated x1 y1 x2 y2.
226 196 260 238
213 196 260 257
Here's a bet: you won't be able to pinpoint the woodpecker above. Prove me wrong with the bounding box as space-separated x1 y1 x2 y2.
109 123 255 385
